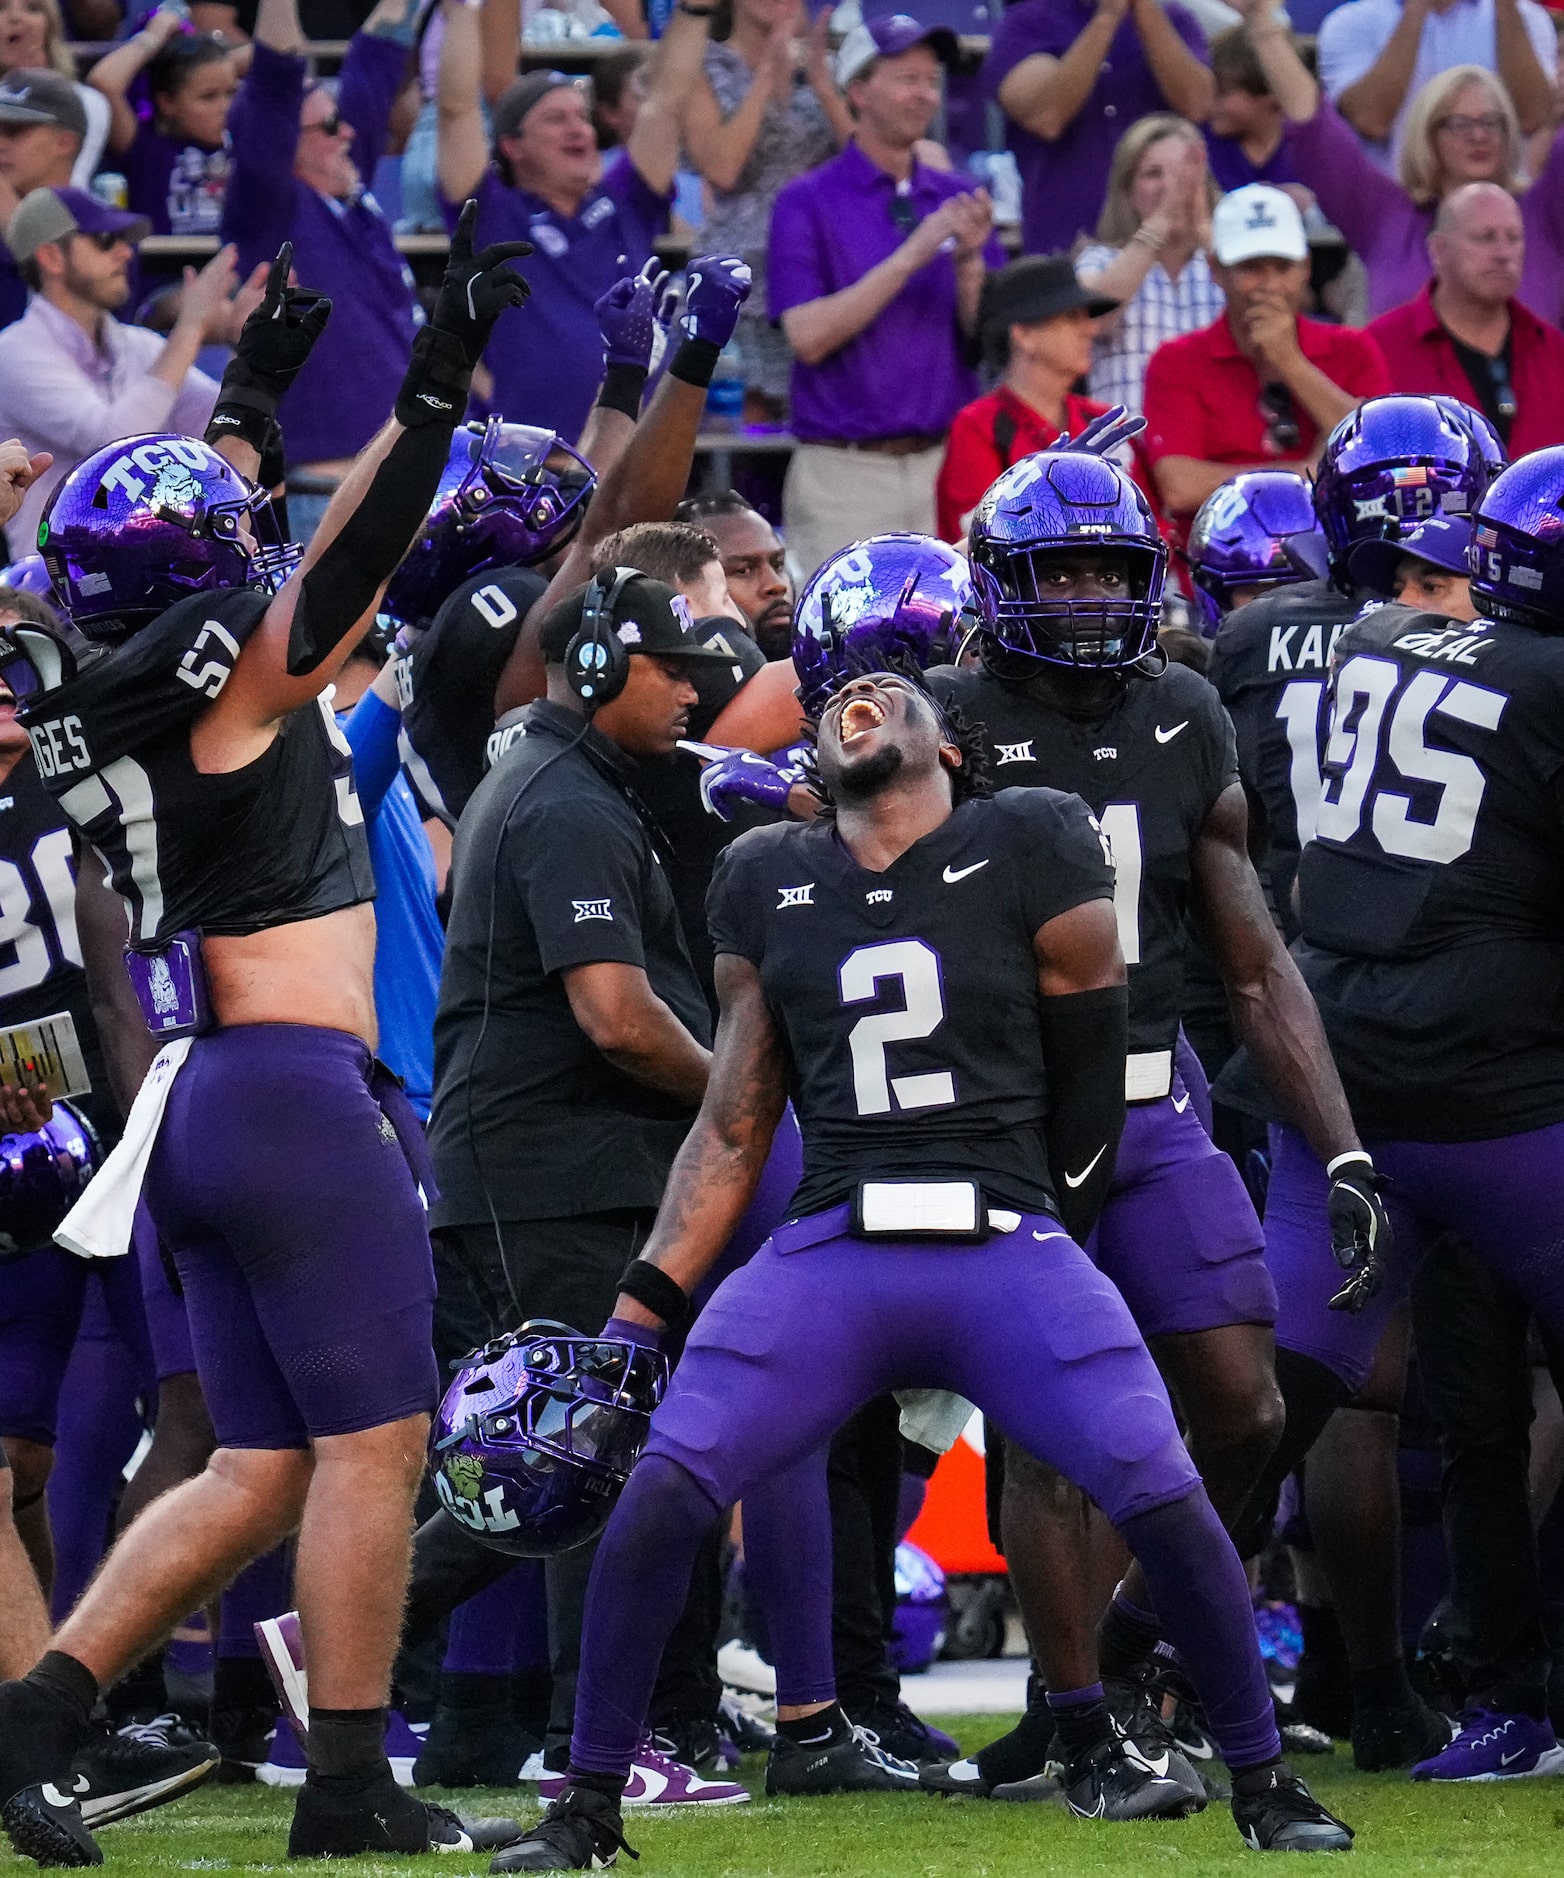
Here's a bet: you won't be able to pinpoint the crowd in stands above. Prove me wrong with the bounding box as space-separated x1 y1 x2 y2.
1 0 1564 572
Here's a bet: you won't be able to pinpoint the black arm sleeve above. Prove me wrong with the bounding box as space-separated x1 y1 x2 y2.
285 417 457 676
1038 983 1128 1245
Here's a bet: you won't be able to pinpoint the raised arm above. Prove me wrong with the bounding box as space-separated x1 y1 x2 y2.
627 3 714 198
339 0 426 182
481 0 521 104
1328 0 1428 145
88 6 187 154
1034 896 1128 1245
1130 0 1213 123
682 10 791 194
1239 0 1318 123
996 0 1129 142
1496 0 1555 138
609 951 790 1326
437 0 491 206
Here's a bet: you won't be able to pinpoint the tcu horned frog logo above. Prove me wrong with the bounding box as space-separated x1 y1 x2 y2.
435 1450 521 1537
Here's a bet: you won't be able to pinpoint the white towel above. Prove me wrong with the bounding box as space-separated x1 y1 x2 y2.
54 1038 193 1259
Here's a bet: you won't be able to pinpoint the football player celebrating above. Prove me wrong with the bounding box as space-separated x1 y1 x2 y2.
496 662 1353 1870
1232 444 1564 1781
920 438 1382 1800
0 216 532 1867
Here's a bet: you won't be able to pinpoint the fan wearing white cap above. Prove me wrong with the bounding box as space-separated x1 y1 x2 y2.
1142 182 1391 532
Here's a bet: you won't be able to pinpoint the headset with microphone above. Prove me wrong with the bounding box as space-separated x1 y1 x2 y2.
563 564 641 710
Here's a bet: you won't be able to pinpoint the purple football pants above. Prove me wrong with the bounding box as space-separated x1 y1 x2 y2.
142 1024 439 1449
1089 1072 1274 1338
571 1208 1280 1775
1266 1119 1564 1394
0 1246 151 1445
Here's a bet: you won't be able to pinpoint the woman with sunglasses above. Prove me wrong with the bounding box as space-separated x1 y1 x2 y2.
1235 0 1564 322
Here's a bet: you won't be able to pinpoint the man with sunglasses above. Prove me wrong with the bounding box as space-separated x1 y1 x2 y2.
768 15 1003 580
1366 182 1564 458
1142 184 1389 544
0 186 236 555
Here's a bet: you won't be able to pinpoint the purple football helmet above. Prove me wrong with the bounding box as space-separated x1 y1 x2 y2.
0 555 54 600
1312 396 1490 581
381 419 595 631
968 450 1166 671
1186 471 1326 632
38 434 298 644
792 534 972 712
890 1540 949 1675
1432 396 1508 482
1470 445 1564 630
0 1103 100 1259
429 1319 667 1557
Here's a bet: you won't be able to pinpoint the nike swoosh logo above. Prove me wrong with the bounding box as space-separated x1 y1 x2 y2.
1154 721 1189 743
942 859 989 883
1499 1749 1527 1766
40 1781 88 1809
1171 1092 1191 1113
624 1767 668 1803
1064 1145 1106 1188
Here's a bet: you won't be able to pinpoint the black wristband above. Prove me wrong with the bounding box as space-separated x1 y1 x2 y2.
597 360 648 420
668 335 723 390
617 1259 689 1332
394 326 473 429
206 401 274 457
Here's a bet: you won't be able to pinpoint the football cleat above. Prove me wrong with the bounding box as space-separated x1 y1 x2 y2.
849 1701 959 1766
256 1719 307 1788
414 1705 540 1789
649 1717 738 1776
715 1642 776 1700
1006 1733 1200 1819
765 1724 922 1796
717 1690 776 1756
1105 1677 1207 1809
1351 1696 1453 1772
489 1786 635 1873
286 1772 520 1858
1411 1708 1564 1782
919 1755 1002 1799
0 1775 102 1868
1231 1766 1353 1851
73 1716 219 1827
210 1704 278 1783
537 1739 747 1808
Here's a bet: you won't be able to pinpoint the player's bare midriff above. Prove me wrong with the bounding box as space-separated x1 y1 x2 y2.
201 904 379 1045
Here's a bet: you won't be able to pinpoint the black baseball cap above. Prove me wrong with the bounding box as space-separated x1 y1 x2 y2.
979 255 1118 339
492 70 580 144
540 572 736 665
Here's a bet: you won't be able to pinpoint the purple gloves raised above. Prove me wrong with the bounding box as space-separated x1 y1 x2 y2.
595 257 676 371
697 745 804 822
677 255 753 350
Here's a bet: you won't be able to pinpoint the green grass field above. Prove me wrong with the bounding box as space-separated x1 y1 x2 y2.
40 1718 1564 1878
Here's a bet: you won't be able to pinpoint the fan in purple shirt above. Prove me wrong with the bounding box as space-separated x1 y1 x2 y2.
1203 25 1301 194
433 0 708 445
222 0 424 476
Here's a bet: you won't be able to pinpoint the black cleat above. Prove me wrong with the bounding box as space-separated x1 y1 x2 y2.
73 1717 219 1827
286 1771 520 1858
919 1756 1004 1799
849 1702 959 1766
648 1718 734 1778
1105 1677 1208 1809
1 1777 102 1868
414 1706 540 1789
765 1725 922 1796
489 1787 636 1873
211 1705 278 1785
921 1695 1058 1799
1032 1735 1204 1821
716 1692 774 1758
1231 1766 1353 1851
1350 1697 1452 1773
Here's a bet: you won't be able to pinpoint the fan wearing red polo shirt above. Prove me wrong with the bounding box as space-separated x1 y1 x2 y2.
1365 182 1564 458
1142 183 1389 538
936 253 1122 541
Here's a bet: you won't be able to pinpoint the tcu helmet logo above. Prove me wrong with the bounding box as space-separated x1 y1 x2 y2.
99 436 222 505
434 1454 521 1537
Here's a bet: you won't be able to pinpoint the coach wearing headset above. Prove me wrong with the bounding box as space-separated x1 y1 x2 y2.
426 568 728 1766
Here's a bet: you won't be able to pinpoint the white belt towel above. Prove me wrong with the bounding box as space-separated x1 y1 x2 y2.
54 1037 193 1259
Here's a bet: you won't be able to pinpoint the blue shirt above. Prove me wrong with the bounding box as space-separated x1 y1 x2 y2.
343 689 443 1119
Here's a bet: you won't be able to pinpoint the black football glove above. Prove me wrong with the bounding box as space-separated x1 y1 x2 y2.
232 242 332 397
1326 1151 1391 1314
430 199 533 369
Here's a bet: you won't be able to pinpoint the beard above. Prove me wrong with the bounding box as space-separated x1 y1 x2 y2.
753 611 793 662
829 739 905 803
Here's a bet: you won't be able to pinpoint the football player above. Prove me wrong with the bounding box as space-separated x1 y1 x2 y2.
1233 443 1564 1782
675 491 794 661
496 655 1353 1870
0 219 531 1866
919 438 1382 1799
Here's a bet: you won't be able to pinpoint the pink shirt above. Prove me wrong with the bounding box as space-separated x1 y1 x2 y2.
0 295 217 547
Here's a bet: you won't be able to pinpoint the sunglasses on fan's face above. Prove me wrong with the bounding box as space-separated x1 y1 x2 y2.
304 109 343 138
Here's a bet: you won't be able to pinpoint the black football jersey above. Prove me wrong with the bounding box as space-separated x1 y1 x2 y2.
926 662 1237 1074
1295 606 1564 1141
22 589 375 947
707 789 1114 1216
0 753 114 1136
401 566 548 826
1205 580 1362 937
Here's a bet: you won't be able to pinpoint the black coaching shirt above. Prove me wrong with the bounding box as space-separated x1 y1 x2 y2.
1295 605 1564 1142
1206 580 1362 937
429 700 713 1226
707 790 1114 1218
927 661 1237 1083
22 589 375 946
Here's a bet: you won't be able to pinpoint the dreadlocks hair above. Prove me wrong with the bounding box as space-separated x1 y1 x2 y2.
800 660 994 821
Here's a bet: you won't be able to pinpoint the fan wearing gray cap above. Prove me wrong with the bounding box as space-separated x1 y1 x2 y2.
769 14 1002 578
0 184 240 550
435 0 710 444
0 69 89 330
936 254 1122 539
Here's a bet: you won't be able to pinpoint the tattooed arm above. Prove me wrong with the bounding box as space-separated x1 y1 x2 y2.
612 952 792 1324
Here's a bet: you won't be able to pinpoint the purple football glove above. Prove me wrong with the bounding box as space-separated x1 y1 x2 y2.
601 1313 664 1351
678 255 753 349
595 256 672 371
1044 404 1147 460
697 746 794 822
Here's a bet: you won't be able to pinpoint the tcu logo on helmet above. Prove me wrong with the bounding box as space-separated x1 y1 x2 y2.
99 436 225 505
434 1453 522 1536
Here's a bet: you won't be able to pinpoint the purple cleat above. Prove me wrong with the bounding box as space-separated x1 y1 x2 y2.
536 1739 749 1808
1412 1709 1564 1782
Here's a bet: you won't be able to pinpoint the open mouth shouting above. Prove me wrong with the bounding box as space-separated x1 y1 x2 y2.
838 694 888 745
